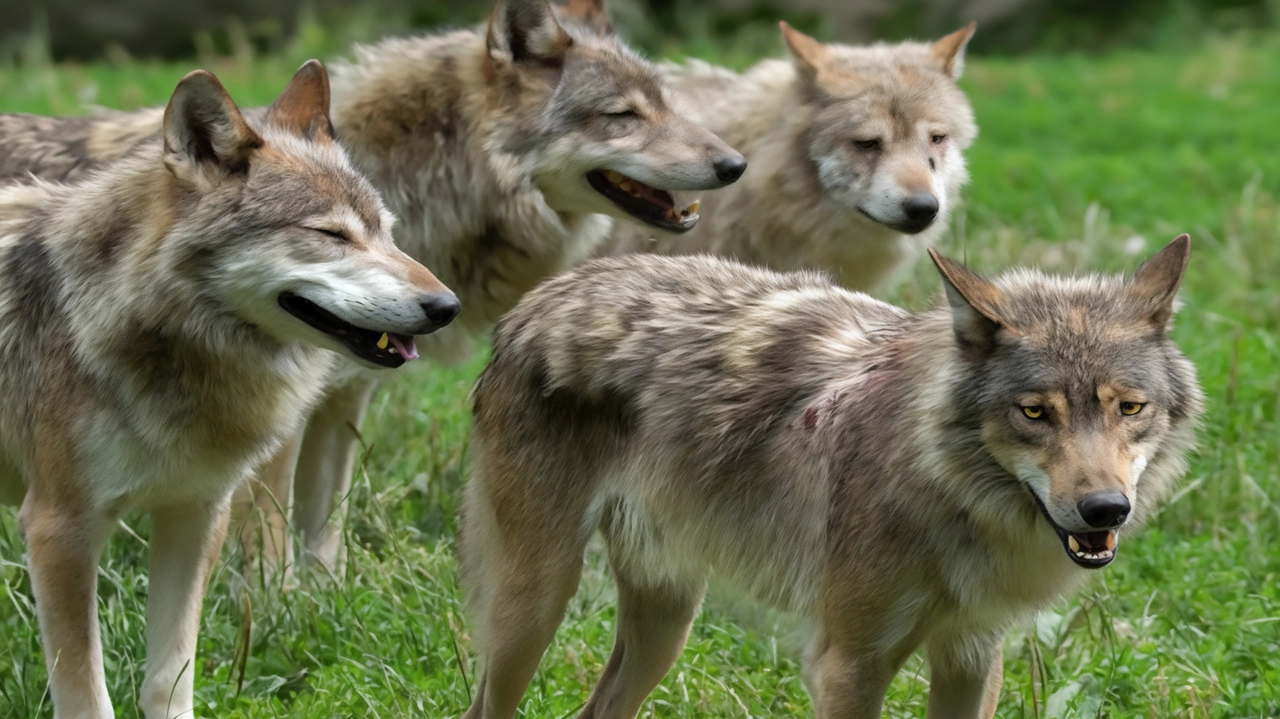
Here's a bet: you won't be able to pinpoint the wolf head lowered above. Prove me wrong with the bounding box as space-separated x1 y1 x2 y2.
929 235 1202 568
781 22 977 237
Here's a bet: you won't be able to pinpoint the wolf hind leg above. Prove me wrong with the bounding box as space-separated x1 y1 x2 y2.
459 526 590 719
458 461 598 719
232 428 303 588
292 377 380 575
577 523 707 719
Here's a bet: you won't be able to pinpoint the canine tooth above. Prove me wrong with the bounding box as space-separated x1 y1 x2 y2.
1068 535 1080 554
618 180 634 192
1105 532 1117 550
377 333 389 350
687 201 700 215
606 171 626 184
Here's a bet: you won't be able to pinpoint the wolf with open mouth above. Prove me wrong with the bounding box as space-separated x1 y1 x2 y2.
459 235 1203 719
0 0 747 576
0 61 456 719
598 20 977 293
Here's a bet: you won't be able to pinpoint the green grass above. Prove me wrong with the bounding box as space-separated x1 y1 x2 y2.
2 29 1280 719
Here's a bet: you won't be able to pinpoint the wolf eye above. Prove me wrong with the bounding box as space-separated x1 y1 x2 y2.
1022 406 1046 420
931 133 947 144
1120 402 1145 416
605 109 639 120
313 228 350 243
854 139 881 150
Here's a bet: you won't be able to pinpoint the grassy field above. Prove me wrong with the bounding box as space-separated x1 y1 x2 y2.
2 28 1279 719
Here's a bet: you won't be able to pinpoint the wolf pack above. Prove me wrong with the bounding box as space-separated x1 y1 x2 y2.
0 0 1206 717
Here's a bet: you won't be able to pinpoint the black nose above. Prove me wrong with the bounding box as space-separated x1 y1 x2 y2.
1077 490 1130 529
901 192 940 224
713 153 747 184
421 293 461 328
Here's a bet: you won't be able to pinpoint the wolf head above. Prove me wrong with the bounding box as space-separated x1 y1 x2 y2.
930 236 1202 569
486 0 746 233
779 22 977 236
161 61 459 369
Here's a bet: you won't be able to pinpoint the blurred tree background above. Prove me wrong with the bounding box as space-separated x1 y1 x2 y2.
3 0 1279 63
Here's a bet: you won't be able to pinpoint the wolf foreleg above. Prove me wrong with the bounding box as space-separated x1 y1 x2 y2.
925 631 1005 719
139 496 232 719
19 480 116 719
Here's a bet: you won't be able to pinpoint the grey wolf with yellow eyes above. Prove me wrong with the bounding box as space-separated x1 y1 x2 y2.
458 236 1202 719
0 0 745 577
598 21 977 293
0 62 455 719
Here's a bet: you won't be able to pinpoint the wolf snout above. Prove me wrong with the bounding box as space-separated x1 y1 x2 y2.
418 292 461 332
900 192 940 230
712 152 748 185
1077 490 1130 529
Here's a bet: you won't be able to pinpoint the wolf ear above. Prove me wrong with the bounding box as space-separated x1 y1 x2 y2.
780 22 831 82
488 0 573 67
930 21 976 79
1127 234 1191 332
553 0 612 36
265 59 335 142
928 248 1009 353
163 69 262 181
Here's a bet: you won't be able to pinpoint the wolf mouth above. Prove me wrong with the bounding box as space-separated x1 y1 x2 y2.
1025 487 1119 569
279 293 420 369
588 170 700 233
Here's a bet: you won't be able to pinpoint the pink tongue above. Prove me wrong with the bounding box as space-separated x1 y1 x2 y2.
634 183 674 211
389 334 419 362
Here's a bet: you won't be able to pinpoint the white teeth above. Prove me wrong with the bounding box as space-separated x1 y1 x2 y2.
1067 535 1116 562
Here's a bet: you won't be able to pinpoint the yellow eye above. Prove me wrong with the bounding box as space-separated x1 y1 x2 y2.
1022 406 1045 420
1121 402 1144 416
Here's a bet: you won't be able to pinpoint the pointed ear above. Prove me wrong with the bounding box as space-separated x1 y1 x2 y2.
929 21 976 79
553 0 611 36
1127 234 1191 331
780 21 831 81
163 69 261 180
928 248 1009 353
265 59 335 142
488 0 573 67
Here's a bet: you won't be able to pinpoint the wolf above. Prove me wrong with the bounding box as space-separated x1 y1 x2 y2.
458 236 1203 719
0 62 456 719
0 0 746 575
598 21 978 293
